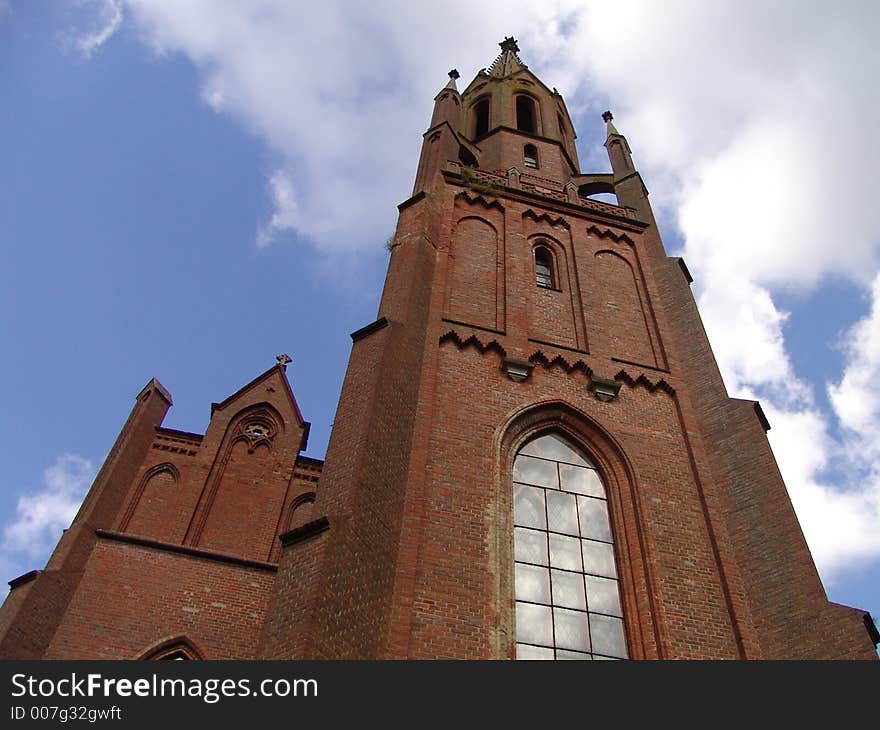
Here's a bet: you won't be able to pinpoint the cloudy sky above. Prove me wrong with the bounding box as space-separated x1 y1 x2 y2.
1 1 878 637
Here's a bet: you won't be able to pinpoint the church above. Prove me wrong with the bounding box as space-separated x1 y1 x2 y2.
1 39 876 660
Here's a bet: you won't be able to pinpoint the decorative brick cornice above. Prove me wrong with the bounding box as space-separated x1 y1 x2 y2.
443 165 648 231
586 224 635 246
522 209 571 229
614 369 675 396
279 516 330 547
152 432 199 457
439 330 507 358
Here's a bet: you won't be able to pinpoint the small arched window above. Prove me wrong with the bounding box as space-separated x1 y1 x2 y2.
557 112 566 137
534 246 554 289
523 144 538 169
512 432 628 660
473 97 490 138
516 95 537 134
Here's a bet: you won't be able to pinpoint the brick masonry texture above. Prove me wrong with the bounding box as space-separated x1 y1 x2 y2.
0 44 875 660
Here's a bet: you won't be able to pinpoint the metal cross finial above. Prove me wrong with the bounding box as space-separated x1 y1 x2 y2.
602 110 614 123
500 36 520 53
276 353 292 367
448 69 460 80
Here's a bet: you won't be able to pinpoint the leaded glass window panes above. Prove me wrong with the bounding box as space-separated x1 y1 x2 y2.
513 432 628 660
534 246 554 289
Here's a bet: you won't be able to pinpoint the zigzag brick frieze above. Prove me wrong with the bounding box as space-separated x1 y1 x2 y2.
454 190 504 212
614 368 675 396
439 330 507 357
586 224 635 245
527 350 675 397
523 209 570 229
528 350 592 377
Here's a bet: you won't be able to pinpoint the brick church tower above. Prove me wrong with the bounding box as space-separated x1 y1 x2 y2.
1 39 876 660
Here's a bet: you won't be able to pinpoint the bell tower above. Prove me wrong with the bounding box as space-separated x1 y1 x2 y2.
3 39 874 662
262 39 878 659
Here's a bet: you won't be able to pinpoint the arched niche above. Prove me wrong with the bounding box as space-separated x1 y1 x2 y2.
446 215 500 331
122 463 180 541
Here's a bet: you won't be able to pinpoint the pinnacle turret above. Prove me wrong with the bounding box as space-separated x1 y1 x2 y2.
444 68 460 92
602 110 621 138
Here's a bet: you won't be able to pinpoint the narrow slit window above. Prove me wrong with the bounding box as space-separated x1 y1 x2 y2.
516 96 537 134
524 144 538 169
535 246 554 289
473 98 490 138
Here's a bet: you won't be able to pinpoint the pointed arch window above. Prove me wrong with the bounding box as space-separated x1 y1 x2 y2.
516 95 537 134
534 245 554 289
512 432 628 660
523 144 538 169
158 650 193 660
139 636 204 660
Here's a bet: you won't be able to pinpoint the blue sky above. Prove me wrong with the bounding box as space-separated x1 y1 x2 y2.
1 1 878 644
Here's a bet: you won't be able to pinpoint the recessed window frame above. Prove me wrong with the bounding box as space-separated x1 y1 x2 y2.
515 94 539 134
472 96 491 139
523 143 539 169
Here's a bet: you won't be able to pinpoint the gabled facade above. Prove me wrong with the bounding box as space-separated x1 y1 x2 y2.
0 362 321 659
1 39 876 660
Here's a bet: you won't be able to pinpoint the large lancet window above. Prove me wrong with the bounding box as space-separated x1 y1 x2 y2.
512 432 628 660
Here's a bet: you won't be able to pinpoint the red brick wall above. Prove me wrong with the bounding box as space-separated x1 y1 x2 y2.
45 538 275 659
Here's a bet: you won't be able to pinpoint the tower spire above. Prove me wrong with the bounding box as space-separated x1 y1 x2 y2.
487 36 528 78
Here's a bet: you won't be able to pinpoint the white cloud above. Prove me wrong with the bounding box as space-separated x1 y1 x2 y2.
257 170 299 248
542 1 880 582
120 0 583 251
829 273 880 439
763 400 880 577
74 0 124 58
2 455 95 572
86 1 880 582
